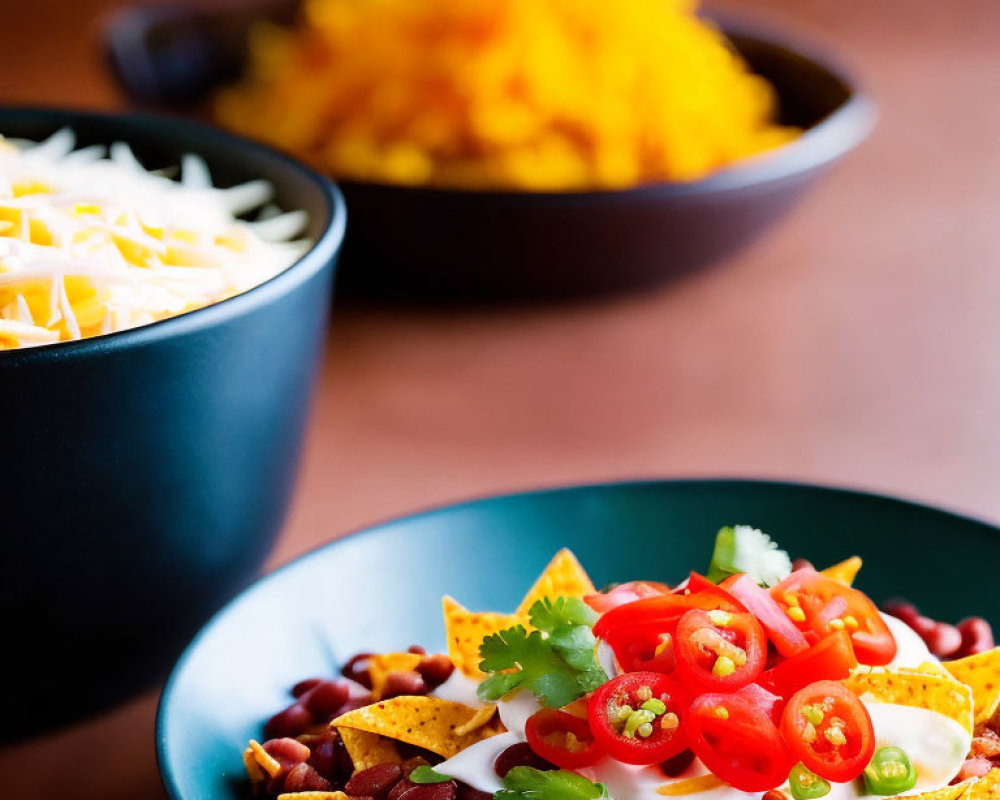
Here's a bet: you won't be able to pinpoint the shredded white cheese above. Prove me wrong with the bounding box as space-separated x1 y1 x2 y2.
0 129 310 350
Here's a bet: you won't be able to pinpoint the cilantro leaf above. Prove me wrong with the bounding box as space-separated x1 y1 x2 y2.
477 598 608 707
409 766 453 784
495 767 609 800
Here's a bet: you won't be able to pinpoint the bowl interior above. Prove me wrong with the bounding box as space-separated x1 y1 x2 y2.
158 479 999 800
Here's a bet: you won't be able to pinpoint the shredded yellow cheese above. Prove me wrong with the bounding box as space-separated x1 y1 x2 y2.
216 0 799 191
0 130 309 350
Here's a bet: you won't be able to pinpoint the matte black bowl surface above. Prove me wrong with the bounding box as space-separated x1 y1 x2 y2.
105 10 875 301
0 106 346 741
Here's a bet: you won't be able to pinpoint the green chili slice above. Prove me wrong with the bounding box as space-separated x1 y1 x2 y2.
789 762 832 800
864 746 917 795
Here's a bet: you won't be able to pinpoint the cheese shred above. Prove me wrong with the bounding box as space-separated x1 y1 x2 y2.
0 130 309 350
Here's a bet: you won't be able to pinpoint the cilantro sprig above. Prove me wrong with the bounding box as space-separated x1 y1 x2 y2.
477 596 608 707
495 767 609 800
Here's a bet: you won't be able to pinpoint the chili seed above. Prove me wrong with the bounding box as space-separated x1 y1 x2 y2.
641 698 667 715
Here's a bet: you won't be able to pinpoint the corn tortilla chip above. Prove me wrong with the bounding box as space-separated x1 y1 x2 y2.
453 704 497 736
969 770 1000 800
657 776 726 795
443 596 518 678
277 793 350 800
338 727 401 771
899 662 955 680
904 779 976 800
248 739 283 779
944 649 1000 726
846 667 974 735
369 652 423 700
333 696 505 759
821 556 863 586
516 549 596 617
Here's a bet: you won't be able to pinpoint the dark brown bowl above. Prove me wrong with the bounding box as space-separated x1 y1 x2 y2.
106 7 874 301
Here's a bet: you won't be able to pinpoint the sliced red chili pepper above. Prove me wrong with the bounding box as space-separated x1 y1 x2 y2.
726 573 809 657
771 569 896 666
780 680 875 783
524 708 605 770
759 631 858 699
687 691 794 792
588 672 689 765
674 608 766 692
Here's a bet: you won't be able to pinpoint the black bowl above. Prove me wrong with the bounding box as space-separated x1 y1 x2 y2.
338 23 875 300
106 9 874 301
155 479 1000 800
0 107 346 742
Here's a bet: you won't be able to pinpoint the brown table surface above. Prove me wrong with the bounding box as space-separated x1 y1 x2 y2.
3 0 999 796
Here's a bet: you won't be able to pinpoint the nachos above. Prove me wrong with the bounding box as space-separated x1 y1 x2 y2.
242 530 1000 800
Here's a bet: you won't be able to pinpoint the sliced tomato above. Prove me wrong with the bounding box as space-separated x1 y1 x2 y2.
686 691 794 792
726 573 809 657
674 608 766 692
780 680 875 783
771 569 897 666
759 631 858 699
595 580 743 641
524 708 605 770
585 582 671 614
588 672 689 765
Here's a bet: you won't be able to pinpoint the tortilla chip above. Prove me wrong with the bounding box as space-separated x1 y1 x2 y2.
944 649 1000 726
368 652 423 700
277 794 350 800
338 727 401 771
899 661 955 680
906 779 977 800
453 704 497 736
443 596 519 678
821 556 863 586
243 744 267 783
969 770 1000 800
846 667 974 735
657 776 726 796
516 549 596 617
247 739 282 779
333 696 505 759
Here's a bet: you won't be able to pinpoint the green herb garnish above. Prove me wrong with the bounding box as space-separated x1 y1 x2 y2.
409 766 453 784
706 525 792 587
495 767 609 800
477 597 608 707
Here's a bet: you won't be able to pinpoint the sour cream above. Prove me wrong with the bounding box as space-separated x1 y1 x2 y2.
881 613 937 669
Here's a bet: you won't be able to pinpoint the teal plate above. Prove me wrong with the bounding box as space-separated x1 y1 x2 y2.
156 479 1000 800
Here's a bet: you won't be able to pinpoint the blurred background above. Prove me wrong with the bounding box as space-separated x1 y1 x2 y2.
1 0 998 797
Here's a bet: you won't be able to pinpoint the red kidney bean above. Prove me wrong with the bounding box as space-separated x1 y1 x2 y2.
346 763 405 800
292 677 324 697
263 737 311 769
791 559 814 572
337 694 375 715
925 622 963 658
417 654 455 689
388 777 418 800
661 749 697 778
343 653 375 688
394 781 458 800
265 702 316 739
284 762 334 792
408 645 428 655
958 618 995 657
457 783 494 800
383 671 429 698
494 743 558 778
301 680 350 717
